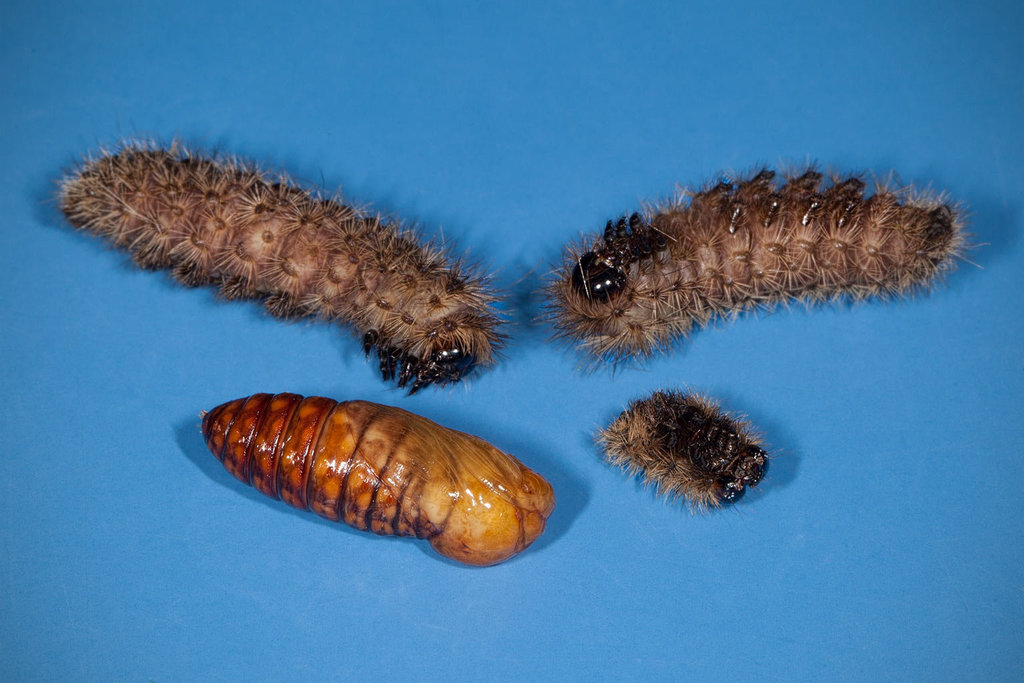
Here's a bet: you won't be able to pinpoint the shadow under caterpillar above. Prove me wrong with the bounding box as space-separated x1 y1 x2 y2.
547 168 966 361
201 393 555 566
599 390 768 508
59 143 503 392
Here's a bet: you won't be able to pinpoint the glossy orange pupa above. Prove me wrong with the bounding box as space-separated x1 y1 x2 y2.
202 393 555 566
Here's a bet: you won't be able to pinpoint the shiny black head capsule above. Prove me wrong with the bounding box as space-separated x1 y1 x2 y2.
715 476 747 504
571 251 628 301
713 446 769 505
741 446 769 487
430 345 475 375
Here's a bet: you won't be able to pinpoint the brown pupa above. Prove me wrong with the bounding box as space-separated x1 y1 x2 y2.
547 168 966 361
59 143 503 391
599 390 768 508
201 393 555 566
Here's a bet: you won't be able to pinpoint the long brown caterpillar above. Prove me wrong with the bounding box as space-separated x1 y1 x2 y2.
59 143 503 391
547 168 966 361
599 390 768 508
201 393 555 566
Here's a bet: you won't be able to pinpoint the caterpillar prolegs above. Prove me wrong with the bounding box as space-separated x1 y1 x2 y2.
547 168 966 361
59 144 503 391
202 393 556 566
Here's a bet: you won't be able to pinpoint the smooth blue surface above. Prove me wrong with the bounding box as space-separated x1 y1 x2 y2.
2 1 1022 680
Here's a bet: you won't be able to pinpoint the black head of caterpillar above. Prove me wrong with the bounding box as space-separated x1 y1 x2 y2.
57 142 504 392
599 390 769 508
547 167 966 362
363 330 475 393
570 212 668 301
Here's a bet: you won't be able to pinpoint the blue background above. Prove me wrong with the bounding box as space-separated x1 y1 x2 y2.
2 1 1022 680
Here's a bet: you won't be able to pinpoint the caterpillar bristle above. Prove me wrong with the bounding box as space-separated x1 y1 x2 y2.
546 166 967 363
599 390 769 509
59 141 505 391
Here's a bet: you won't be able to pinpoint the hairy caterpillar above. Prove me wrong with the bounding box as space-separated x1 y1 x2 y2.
59 144 503 391
599 390 768 508
201 393 555 566
547 168 966 361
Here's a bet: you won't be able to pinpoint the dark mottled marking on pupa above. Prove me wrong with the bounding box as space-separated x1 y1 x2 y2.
599 390 768 508
59 142 504 391
547 167 967 362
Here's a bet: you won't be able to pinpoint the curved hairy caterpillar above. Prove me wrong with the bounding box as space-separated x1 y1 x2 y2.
547 168 966 361
59 143 503 391
201 393 556 566
599 390 768 508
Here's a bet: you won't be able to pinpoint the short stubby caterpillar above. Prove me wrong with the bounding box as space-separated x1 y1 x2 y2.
201 393 556 566
59 144 503 391
599 390 768 508
546 168 966 361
